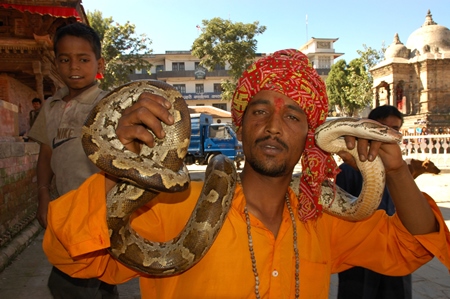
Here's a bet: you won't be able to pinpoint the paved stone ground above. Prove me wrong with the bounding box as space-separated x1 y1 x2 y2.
0 167 448 298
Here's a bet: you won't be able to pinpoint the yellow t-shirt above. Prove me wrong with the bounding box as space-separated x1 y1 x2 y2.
44 173 450 299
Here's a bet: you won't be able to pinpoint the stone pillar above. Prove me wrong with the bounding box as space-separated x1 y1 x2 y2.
32 61 44 100
388 83 395 106
372 88 378 108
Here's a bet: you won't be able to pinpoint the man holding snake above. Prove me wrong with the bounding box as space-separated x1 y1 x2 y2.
43 49 450 298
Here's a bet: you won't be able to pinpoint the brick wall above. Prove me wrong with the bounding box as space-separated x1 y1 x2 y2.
0 74 39 137
0 140 39 247
0 100 18 136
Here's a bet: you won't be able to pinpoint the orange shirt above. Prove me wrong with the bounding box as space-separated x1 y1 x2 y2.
44 173 450 299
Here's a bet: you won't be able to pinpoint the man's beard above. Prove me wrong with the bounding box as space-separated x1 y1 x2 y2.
246 156 288 177
244 135 291 177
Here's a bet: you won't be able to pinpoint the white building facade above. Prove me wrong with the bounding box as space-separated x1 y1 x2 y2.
298 37 344 81
129 41 343 112
130 51 233 111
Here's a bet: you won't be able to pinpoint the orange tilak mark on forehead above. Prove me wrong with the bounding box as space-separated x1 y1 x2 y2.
274 97 284 112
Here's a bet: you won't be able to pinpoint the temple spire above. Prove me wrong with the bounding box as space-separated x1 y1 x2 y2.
392 33 402 45
422 9 437 27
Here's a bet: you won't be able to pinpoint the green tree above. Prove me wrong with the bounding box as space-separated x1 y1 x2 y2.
326 59 349 114
357 44 385 72
345 58 372 116
191 18 266 101
326 45 385 116
356 44 385 89
87 10 110 41
87 10 153 90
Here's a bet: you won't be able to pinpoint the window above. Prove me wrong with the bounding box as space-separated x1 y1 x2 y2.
213 103 227 111
195 62 200 69
172 62 185 71
134 68 147 74
317 42 331 49
155 65 164 72
209 126 231 139
318 57 331 69
195 84 204 93
214 64 226 71
213 83 222 93
173 84 186 93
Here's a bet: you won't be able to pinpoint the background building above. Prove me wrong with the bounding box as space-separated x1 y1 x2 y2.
371 10 450 135
129 51 237 111
129 39 343 113
299 37 344 81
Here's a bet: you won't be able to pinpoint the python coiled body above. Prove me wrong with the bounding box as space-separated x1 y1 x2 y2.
82 80 401 276
82 80 236 276
313 117 401 221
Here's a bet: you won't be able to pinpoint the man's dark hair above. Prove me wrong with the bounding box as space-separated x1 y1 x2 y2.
368 105 404 126
53 22 102 59
32 97 41 104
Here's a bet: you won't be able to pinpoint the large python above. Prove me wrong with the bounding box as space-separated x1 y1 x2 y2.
292 118 402 221
82 80 402 276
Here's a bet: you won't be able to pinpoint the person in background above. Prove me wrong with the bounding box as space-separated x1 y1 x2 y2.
28 22 117 299
42 49 450 298
29 97 42 129
336 105 412 299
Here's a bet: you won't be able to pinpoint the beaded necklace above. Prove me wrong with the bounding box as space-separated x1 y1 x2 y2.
243 194 300 298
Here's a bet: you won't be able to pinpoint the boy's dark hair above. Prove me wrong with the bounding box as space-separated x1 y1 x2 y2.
32 97 41 104
53 22 102 59
368 105 404 126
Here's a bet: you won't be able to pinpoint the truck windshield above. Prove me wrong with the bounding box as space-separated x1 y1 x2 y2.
209 126 231 139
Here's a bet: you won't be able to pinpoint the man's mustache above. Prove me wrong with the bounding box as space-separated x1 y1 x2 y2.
255 135 289 150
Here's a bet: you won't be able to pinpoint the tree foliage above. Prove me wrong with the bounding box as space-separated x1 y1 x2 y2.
326 45 385 116
191 18 266 101
345 59 373 116
87 10 153 90
357 44 385 72
326 59 349 114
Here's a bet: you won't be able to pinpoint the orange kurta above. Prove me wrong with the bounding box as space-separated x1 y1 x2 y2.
44 173 450 299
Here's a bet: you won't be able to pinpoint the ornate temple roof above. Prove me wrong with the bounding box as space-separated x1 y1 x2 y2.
384 33 410 59
405 10 450 58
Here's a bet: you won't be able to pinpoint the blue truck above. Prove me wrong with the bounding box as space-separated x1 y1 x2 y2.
185 113 244 168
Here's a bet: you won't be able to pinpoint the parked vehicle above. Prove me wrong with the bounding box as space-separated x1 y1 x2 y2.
185 113 244 168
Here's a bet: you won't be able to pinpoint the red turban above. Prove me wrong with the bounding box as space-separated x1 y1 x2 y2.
232 49 339 222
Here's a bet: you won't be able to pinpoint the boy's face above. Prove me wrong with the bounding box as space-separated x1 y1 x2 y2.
55 35 104 95
238 90 308 177
32 102 41 110
377 115 402 132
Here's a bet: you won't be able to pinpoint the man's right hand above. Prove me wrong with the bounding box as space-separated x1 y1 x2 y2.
116 92 174 154
105 92 175 193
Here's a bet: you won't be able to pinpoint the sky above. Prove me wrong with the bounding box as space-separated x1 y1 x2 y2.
80 0 450 62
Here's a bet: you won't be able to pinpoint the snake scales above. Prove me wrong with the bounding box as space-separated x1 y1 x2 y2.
82 80 402 276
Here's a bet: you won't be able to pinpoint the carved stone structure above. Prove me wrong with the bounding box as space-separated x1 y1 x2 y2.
0 0 87 137
0 1 88 264
371 10 450 134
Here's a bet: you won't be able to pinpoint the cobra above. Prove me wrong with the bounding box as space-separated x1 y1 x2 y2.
82 80 402 276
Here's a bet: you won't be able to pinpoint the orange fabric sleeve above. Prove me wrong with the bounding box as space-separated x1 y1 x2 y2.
329 192 450 275
43 172 204 285
44 173 139 284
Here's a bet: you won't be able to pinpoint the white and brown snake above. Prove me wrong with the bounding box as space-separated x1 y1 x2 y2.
82 80 402 276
